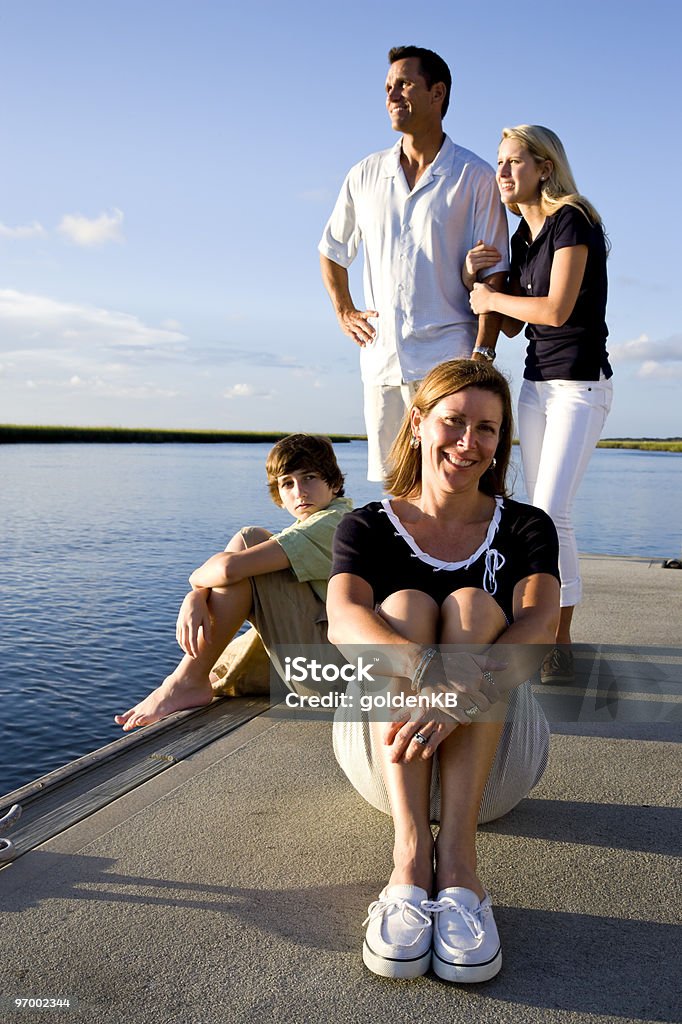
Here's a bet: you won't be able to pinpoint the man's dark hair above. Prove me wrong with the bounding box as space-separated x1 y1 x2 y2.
388 45 452 116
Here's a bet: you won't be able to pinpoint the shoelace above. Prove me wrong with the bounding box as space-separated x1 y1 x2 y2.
421 897 487 946
545 647 572 673
363 897 433 933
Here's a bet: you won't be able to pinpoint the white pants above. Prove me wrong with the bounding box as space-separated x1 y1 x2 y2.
517 376 613 607
363 381 421 482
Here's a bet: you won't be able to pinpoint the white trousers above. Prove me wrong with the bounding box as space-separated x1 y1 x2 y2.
517 376 613 607
363 381 420 482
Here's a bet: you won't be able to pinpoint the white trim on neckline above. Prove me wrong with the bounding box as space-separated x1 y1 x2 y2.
379 496 504 572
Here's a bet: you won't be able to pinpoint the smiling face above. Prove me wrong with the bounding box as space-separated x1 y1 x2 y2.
277 469 337 521
497 137 550 208
385 57 443 134
411 387 503 496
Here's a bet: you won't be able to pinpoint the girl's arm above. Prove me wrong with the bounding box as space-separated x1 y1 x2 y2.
470 244 588 328
189 537 291 589
462 241 525 338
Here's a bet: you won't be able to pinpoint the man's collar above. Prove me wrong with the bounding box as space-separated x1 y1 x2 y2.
381 133 454 178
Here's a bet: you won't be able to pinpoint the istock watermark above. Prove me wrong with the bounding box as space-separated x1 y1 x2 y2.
268 642 681 728
283 655 377 686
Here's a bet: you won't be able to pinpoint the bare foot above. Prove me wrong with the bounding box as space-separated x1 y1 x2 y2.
114 671 213 731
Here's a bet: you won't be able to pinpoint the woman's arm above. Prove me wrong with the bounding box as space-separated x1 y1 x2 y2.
189 537 291 589
470 244 588 328
326 573 421 677
477 573 561 693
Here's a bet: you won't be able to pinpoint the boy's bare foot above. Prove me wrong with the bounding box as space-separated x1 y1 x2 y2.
114 671 213 731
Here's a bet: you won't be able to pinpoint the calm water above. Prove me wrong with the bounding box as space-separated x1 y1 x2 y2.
1 442 680 796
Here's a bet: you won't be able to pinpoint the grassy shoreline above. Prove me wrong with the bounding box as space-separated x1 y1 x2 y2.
0 424 680 452
0 425 363 445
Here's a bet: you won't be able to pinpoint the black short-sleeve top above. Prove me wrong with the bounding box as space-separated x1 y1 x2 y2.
511 204 613 382
330 497 560 624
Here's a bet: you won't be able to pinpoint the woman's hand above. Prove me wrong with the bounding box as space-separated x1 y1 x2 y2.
176 589 213 658
463 240 503 291
470 281 497 315
422 650 504 722
383 711 459 763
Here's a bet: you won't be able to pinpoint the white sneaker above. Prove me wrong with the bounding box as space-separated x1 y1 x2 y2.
425 886 502 983
362 884 433 978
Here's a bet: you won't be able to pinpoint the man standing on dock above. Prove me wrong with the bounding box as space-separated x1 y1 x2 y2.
319 45 509 480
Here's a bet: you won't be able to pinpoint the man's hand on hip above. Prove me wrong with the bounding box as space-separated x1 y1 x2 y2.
337 307 378 347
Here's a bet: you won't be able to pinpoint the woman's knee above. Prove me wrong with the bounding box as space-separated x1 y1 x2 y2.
440 588 507 644
377 589 439 644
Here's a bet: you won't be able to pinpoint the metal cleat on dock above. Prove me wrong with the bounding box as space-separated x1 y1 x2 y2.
0 804 22 862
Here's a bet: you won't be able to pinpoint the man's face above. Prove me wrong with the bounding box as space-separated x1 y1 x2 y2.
385 57 440 133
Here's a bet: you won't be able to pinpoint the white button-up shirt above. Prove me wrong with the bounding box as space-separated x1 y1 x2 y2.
319 135 509 385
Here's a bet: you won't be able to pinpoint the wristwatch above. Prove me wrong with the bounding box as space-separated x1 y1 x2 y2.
472 347 497 362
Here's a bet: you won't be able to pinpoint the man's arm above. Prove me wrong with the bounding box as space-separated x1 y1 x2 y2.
320 254 378 347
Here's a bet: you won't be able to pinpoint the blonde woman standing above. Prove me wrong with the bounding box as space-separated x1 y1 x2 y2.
467 125 613 682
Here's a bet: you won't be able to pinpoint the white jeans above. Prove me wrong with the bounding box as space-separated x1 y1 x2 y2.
517 376 613 607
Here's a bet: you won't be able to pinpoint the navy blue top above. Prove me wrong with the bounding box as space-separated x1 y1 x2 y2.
510 204 613 381
331 497 559 625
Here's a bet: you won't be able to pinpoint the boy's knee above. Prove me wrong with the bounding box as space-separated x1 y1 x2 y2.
234 525 273 551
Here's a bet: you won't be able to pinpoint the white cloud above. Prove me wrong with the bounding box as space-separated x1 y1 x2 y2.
224 382 274 399
57 207 124 247
636 360 682 380
609 333 682 364
0 289 188 353
0 220 47 240
65 377 179 399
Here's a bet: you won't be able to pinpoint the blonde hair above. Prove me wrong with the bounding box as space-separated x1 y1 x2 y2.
384 359 513 499
501 124 607 243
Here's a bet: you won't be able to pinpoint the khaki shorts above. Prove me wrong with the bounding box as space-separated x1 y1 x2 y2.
363 381 421 482
211 526 346 697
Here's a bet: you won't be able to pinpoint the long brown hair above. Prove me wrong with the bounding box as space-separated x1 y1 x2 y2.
384 360 513 499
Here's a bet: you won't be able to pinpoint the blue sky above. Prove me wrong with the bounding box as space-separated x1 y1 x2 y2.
1 0 680 437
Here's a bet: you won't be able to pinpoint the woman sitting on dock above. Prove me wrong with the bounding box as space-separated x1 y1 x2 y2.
116 434 352 730
326 359 560 983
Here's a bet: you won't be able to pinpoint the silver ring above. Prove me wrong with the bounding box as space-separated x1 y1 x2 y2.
464 706 480 719
414 731 429 745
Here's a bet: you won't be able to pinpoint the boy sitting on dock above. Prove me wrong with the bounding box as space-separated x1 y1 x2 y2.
115 434 352 730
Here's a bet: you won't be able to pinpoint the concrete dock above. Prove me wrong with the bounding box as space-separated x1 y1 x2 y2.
0 554 680 1024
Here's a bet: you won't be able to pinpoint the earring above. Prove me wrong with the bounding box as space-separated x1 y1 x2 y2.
491 457 497 467
410 435 421 449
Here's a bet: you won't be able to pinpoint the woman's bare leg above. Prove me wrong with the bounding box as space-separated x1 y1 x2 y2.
115 527 272 730
556 605 574 644
370 590 440 892
434 588 507 897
